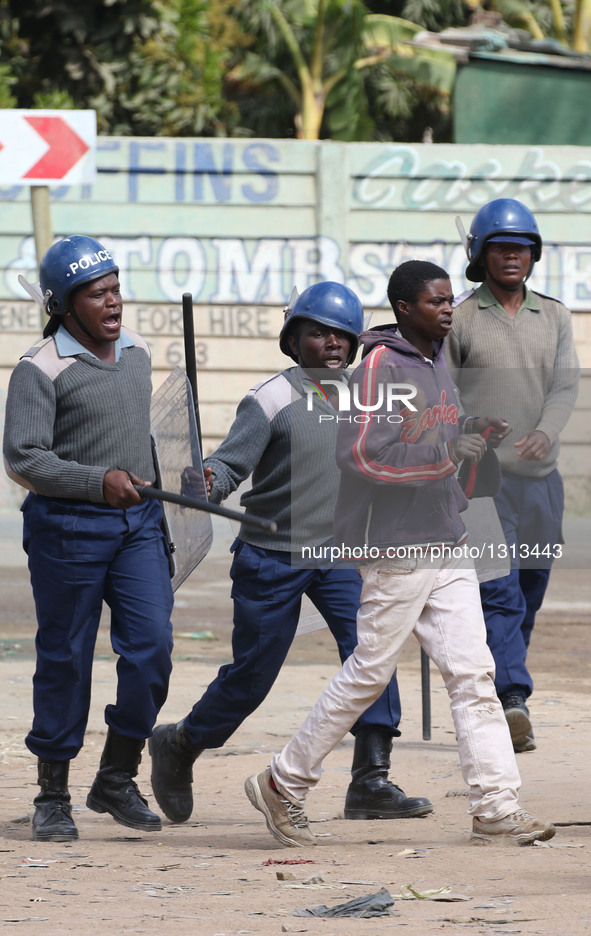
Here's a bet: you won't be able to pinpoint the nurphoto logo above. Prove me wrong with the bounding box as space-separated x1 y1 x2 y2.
303 378 418 424
303 379 418 411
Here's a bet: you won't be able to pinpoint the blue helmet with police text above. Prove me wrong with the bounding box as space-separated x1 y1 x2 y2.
465 198 542 282
279 281 364 365
39 235 119 316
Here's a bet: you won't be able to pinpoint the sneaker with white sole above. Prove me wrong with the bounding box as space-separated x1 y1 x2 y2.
244 768 316 847
471 808 555 846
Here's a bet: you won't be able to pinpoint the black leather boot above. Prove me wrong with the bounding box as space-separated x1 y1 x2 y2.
86 729 162 831
344 728 433 820
148 722 202 823
32 759 79 842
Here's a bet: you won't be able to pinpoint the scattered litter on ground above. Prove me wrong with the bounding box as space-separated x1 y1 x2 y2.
337 880 379 886
301 874 325 885
393 885 470 901
554 821 591 827
21 858 64 867
293 886 395 918
263 858 316 866
396 848 425 858
543 842 584 847
70 861 108 868
443 915 536 925
2 917 50 923
286 884 345 891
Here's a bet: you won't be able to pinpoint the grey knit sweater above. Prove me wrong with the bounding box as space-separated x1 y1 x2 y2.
446 284 579 478
3 327 155 502
205 366 346 551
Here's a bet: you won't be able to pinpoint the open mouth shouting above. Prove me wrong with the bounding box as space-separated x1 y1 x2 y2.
323 351 347 367
102 312 122 333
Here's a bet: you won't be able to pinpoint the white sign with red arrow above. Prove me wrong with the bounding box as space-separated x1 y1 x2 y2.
0 109 96 186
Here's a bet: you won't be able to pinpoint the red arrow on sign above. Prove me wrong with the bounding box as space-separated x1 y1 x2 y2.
23 116 90 180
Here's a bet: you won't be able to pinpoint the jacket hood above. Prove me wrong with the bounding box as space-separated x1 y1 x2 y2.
359 323 445 361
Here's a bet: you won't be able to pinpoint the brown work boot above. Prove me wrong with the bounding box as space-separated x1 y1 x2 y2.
244 768 316 848
471 808 555 846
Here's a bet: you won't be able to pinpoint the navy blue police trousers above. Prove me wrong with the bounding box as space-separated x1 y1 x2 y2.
479 470 564 701
182 539 402 750
22 494 174 761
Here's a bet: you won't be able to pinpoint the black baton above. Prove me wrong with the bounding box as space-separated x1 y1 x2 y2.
421 647 431 741
135 485 277 534
182 292 202 448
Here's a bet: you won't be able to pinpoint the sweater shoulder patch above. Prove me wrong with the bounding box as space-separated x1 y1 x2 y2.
21 337 77 381
531 290 568 309
452 288 477 308
121 325 150 356
249 373 293 422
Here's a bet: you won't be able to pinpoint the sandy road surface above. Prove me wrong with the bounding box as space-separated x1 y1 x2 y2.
1 537 591 935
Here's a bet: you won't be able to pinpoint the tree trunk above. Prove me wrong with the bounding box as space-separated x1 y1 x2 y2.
297 82 325 140
573 0 591 51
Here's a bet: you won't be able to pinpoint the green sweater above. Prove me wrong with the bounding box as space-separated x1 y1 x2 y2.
3 327 155 502
205 366 345 552
446 284 579 478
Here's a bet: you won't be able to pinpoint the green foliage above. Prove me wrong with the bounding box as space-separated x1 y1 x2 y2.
0 3 22 107
400 0 469 30
0 63 17 108
325 68 375 141
32 90 76 109
226 1 456 140
0 0 242 135
2 0 585 141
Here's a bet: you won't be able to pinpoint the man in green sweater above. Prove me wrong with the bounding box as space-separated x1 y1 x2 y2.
150 281 431 826
447 198 579 753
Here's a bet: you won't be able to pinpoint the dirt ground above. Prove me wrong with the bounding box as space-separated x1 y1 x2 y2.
1 547 591 936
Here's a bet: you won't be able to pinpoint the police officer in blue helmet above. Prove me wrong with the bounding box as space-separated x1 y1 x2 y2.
150 281 432 829
448 199 579 753
464 198 542 284
3 235 174 841
278 280 362 364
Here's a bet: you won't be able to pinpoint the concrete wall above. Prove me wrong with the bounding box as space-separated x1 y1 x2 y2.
1 139 590 509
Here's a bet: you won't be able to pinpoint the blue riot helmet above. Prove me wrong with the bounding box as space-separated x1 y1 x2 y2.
279 281 364 366
465 199 542 283
39 235 119 316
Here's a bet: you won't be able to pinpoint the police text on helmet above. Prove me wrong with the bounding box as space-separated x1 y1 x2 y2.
69 250 113 277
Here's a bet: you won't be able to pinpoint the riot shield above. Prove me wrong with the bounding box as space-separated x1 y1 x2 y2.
151 367 213 592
